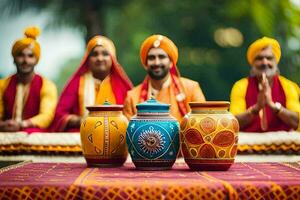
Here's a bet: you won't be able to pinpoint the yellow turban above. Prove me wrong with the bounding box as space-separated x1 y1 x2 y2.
247 37 281 65
86 35 116 57
12 26 41 62
140 34 178 67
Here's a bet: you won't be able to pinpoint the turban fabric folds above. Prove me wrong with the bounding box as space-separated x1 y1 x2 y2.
86 35 116 58
247 37 281 65
140 35 178 67
12 26 41 62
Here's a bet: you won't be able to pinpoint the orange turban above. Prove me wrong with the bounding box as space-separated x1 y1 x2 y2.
247 37 281 65
140 34 178 67
12 26 41 62
86 35 116 57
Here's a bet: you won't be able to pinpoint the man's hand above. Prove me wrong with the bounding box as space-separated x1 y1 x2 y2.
0 120 21 132
253 73 268 112
260 73 273 106
67 115 82 129
256 89 266 110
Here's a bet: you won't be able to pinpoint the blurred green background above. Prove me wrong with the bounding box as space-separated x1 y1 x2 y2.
1 0 300 100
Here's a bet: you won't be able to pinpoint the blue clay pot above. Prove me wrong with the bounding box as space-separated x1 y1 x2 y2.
126 98 180 170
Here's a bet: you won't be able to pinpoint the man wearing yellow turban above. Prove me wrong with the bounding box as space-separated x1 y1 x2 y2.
0 26 58 133
230 37 300 132
50 35 133 132
123 34 206 122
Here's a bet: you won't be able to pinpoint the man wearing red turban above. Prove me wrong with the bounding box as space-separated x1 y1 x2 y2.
50 35 133 132
0 26 58 133
124 34 206 122
230 37 300 132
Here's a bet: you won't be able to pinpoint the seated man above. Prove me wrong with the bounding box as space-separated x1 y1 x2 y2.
0 26 58 133
124 34 206 122
51 35 133 132
230 37 300 132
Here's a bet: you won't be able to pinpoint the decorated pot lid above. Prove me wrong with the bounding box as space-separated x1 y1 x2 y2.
86 100 123 111
136 98 170 113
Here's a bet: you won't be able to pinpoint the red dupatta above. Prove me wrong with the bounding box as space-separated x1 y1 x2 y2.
244 75 290 132
50 54 133 132
67 55 133 105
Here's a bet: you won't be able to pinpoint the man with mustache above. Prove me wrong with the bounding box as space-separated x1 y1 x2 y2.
0 26 57 132
230 37 300 132
124 34 206 122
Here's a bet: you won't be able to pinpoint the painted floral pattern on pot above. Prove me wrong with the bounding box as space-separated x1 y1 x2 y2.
138 126 166 155
180 101 239 171
126 98 180 170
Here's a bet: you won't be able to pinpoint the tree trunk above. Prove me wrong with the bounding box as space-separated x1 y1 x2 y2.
83 0 105 42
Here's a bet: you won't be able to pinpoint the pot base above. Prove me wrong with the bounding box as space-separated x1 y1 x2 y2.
85 157 126 167
135 166 171 171
133 160 175 171
185 159 234 171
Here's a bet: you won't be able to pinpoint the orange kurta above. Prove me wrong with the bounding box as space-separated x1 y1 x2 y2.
123 77 205 122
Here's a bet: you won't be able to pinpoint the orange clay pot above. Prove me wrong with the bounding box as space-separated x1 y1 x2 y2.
180 101 239 171
80 103 128 167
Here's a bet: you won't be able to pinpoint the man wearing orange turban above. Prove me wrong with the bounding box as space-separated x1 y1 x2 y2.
123 34 206 122
50 35 133 132
230 37 300 132
0 26 58 133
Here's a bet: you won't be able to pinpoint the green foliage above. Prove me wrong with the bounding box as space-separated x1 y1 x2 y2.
2 0 300 99
250 0 275 36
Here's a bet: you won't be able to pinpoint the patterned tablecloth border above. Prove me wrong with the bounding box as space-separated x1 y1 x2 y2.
0 160 32 174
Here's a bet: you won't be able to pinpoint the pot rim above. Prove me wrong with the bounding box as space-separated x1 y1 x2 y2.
189 101 230 108
86 105 123 111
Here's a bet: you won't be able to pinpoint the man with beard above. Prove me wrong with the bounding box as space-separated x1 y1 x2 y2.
50 35 133 132
230 37 300 132
0 26 57 133
123 34 206 122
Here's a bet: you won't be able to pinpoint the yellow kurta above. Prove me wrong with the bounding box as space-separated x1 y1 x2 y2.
30 78 57 128
230 75 300 130
123 77 205 122
0 75 57 129
0 78 9 120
